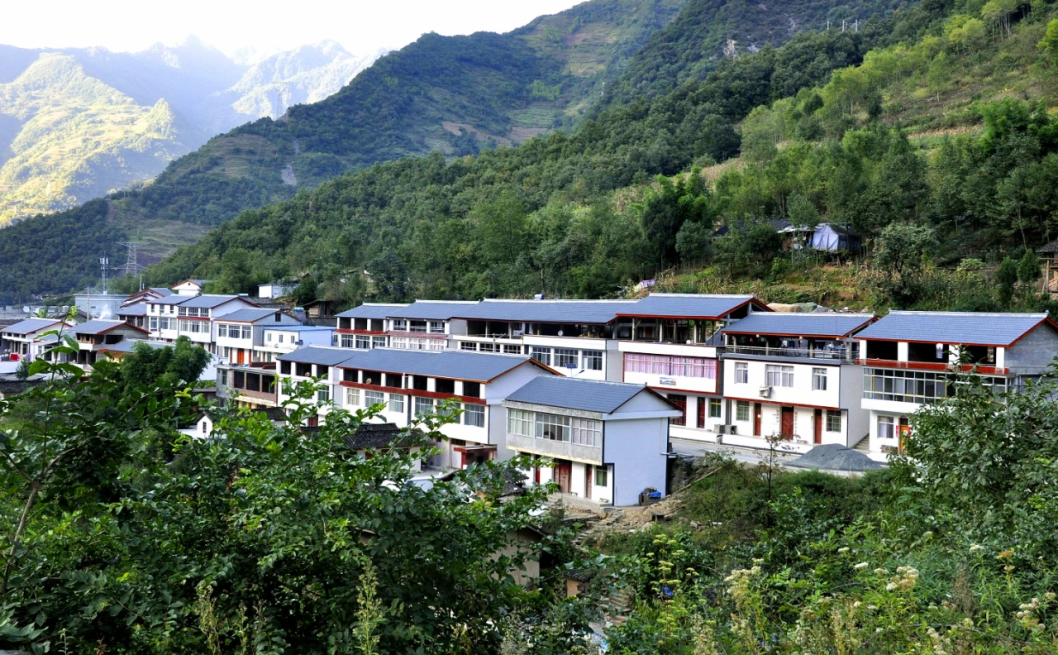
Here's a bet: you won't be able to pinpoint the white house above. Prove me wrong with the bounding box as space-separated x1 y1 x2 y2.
258 282 296 299
213 308 300 364
503 376 681 506
146 295 257 350
171 279 209 296
0 318 69 361
70 320 150 369
719 312 876 452
255 325 335 362
856 311 1058 458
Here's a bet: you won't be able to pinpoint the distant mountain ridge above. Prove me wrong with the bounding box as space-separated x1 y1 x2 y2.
0 37 382 224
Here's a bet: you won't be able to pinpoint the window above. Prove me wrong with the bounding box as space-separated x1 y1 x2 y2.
340 334 355 348
345 388 360 407
504 344 521 355
812 368 827 391
531 347 552 366
460 341 477 351
278 334 284 343
241 326 252 339
508 409 533 436
765 365 794 387
365 390 386 407
878 415 895 440
480 343 495 353
415 397 434 418
217 324 228 338
583 350 603 371
464 404 485 427
149 317 158 331
734 362 748 384
218 370 228 386
668 394 687 426
318 387 330 403
571 418 601 446
267 333 272 342
372 336 386 348
826 410 842 432
392 319 407 332
862 368 1007 404
535 413 571 441
388 394 404 413
594 466 608 487
355 335 370 349
429 320 445 334
554 348 579 369
623 354 717 378
709 398 722 418
736 400 750 422
201 420 208 435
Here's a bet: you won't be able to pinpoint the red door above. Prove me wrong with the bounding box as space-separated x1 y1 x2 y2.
585 466 592 499
556 462 572 493
813 409 823 444
781 407 794 440
753 403 762 436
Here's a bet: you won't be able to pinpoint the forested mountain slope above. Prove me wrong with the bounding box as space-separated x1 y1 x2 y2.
0 38 381 226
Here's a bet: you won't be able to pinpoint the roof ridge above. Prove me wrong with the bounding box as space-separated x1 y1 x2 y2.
886 310 1048 318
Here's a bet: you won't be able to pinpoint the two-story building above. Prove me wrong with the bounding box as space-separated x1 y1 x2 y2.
70 320 150 369
856 311 1058 457
504 376 681 506
335 301 474 352
720 312 875 451
146 295 257 350
213 308 301 364
1 318 69 361
218 363 281 409
335 303 409 350
255 325 335 362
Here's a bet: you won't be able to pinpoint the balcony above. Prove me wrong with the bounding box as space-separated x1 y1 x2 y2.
507 433 602 464
727 344 850 361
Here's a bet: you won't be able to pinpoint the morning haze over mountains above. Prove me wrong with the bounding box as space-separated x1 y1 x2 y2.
0 37 385 223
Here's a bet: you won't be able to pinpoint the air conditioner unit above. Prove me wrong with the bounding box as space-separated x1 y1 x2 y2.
716 424 737 435
759 386 772 398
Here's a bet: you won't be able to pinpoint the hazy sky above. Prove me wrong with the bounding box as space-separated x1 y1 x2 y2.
1 0 585 57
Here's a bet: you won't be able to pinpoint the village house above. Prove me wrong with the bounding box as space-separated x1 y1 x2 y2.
719 312 876 451
856 311 1058 457
254 325 335 362
171 279 209 296
70 320 150 369
503 376 681 506
0 318 70 361
213 308 301 365
145 294 258 350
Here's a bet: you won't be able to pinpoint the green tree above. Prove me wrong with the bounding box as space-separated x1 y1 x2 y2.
1018 249 1041 288
874 223 937 305
996 255 1019 306
120 336 211 391
1038 19 1058 66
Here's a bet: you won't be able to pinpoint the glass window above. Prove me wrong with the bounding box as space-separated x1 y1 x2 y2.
709 398 722 418
217 324 228 338
355 335 370 349
463 404 485 427
766 365 794 387
415 396 434 418
812 368 827 391
583 350 603 371
571 418 601 446
668 394 687 426
372 336 387 348
345 388 360 407
554 348 579 369
317 387 330 403
735 362 748 384
623 353 717 378
241 326 252 339
278 334 284 343
460 341 477 351
388 394 404 413
365 390 386 407
504 345 521 355
878 415 895 440
267 333 272 342
218 369 228 386
508 409 533 436
429 320 445 334
595 466 608 487
149 316 158 331
736 400 750 422
826 410 842 432
535 413 571 441
532 347 552 367
340 334 355 348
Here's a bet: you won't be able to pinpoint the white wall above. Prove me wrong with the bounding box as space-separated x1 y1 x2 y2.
604 417 669 506
722 358 840 408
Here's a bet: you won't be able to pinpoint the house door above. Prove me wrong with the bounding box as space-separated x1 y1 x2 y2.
556 461 572 493
813 409 823 444
781 407 794 439
585 466 592 499
534 464 541 485
753 403 762 436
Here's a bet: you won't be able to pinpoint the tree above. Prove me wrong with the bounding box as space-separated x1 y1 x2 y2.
1018 250 1041 288
996 256 1019 306
1038 19 1058 66
675 220 714 266
120 336 211 391
640 174 713 267
874 223 937 305
292 274 319 305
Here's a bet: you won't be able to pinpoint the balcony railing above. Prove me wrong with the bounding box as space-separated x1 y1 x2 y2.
727 344 849 360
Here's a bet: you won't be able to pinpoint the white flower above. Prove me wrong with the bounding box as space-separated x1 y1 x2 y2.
838 547 850 554
854 562 869 570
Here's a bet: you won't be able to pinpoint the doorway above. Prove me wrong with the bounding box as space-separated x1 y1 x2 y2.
556 461 572 493
753 403 762 436
813 409 823 444
781 407 794 439
585 466 593 499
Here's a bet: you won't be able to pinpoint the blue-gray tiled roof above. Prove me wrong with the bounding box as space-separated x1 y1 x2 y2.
506 377 650 413
855 311 1051 346
724 312 875 338
181 295 253 309
277 346 357 367
73 320 143 335
616 294 759 319
335 348 544 381
2 318 65 335
336 303 409 319
215 308 287 323
455 300 638 324
387 301 481 320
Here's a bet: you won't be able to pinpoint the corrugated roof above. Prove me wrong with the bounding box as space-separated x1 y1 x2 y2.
100 340 167 354
336 303 409 319
1 318 64 335
506 376 651 413
147 296 190 306
117 304 147 316
336 348 543 382
264 325 333 332
455 300 638 324
723 312 875 338
277 346 357 367
616 294 759 319
387 300 481 320
215 308 287 323
73 320 143 335
180 295 253 309
856 311 1052 346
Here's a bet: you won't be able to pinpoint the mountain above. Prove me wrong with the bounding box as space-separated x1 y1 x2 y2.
0 37 383 226
0 0 922 301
